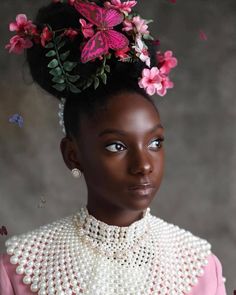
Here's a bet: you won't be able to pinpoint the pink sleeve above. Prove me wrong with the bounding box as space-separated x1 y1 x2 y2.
189 253 227 295
214 254 227 295
0 253 33 295
0 253 14 295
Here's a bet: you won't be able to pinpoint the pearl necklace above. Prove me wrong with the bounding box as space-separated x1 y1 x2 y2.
5 207 212 295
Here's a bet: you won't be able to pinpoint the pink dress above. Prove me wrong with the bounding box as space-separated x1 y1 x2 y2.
0 252 227 295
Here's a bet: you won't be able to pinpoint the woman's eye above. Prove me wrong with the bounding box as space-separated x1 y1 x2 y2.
105 138 164 153
149 138 164 149
105 142 125 153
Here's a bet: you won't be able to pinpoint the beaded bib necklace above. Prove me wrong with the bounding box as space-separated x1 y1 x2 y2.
5 207 212 295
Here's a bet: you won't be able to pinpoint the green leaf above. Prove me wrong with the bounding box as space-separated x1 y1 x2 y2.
49 67 63 76
60 50 70 61
48 59 59 69
69 83 81 93
105 65 110 73
52 83 66 91
143 34 154 40
101 73 107 85
55 35 63 44
63 61 77 72
67 74 80 83
81 78 93 90
146 19 153 24
46 50 56 57
57 40 66 50
45 42 54 49
52 76 65 84
94 77 100 89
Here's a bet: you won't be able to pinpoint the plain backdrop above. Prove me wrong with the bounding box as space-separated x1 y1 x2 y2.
0 0 235 294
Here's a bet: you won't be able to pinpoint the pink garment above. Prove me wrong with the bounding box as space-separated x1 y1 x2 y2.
0 252 227 295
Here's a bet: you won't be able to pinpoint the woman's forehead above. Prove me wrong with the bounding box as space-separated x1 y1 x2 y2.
79 92 161 136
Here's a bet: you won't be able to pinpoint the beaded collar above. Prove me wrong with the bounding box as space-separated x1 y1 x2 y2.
5 207 212 295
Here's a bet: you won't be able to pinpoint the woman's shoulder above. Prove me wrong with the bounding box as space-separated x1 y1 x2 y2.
150 214 227 294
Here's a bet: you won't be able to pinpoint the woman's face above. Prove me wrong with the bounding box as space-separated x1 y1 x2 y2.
62 91 165 214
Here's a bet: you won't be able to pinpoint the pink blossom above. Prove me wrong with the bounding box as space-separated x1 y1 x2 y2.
115 47 130 60
157 50 178 75
133 38 150 67
138 67 163 96
156 74 174 96
64 28 78 40
9 14 36 34
41 27 53 47
104 0 137 14
122 19 133 32
79 19 94 39
5 35 33 54
68 0 75 5
123 16 149 36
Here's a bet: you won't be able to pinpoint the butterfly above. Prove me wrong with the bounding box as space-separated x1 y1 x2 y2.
74 1 129 63
0 226 8 236
9 113 24 128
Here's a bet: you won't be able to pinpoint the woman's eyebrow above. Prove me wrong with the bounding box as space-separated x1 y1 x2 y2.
98 123 164 137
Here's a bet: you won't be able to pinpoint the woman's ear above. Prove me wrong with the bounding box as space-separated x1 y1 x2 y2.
60 136 83 172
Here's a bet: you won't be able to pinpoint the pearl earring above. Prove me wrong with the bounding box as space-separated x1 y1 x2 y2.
71 168 82 178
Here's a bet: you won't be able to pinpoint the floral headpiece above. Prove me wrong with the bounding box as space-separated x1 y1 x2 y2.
6 0 177 134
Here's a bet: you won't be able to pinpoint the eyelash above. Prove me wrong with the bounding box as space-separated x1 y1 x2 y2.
105 137 165 153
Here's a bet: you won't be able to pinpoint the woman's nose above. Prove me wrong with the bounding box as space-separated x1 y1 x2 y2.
128 148 153 175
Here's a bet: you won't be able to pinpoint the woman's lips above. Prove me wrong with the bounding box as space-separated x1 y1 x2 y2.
127 185 155 197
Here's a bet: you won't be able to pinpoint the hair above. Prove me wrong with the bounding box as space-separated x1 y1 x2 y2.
26 1 159 139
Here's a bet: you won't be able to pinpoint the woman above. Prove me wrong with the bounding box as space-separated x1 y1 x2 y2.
0 1 227 294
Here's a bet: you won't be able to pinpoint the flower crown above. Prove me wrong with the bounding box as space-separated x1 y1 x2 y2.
6 0 177 134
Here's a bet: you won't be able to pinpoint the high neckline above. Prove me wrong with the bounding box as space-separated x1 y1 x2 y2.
73 206 151 245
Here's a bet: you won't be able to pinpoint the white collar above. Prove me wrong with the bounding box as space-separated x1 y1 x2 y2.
5 207 212 295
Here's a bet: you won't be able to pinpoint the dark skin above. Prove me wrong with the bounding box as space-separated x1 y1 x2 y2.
60 91 165 226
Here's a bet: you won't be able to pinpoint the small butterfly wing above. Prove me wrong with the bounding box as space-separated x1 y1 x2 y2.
81 32 109 63
104 30 129 51
74 1 103 27
104 9 124 27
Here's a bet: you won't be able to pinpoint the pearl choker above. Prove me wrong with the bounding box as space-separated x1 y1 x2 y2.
73 207 151 259
5 207 212 294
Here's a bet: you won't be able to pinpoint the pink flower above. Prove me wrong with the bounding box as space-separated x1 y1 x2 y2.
133 38 150 67
9 14 36 34
123 16 149 36
122 19 133 32
5 35 33 54
41 27 53 47
68 0 75 5
64 28 78 40
115 47 130 60
157 50 178 75
104 0 137 14
156 74 174 96
79 18 94 39
138 67 163 96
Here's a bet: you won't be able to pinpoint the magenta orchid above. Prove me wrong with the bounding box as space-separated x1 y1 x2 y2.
79 18 94 39
157 50 178 75
5 35 33 54
104 0 137 15
9 14 36 34
64 28 79 40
